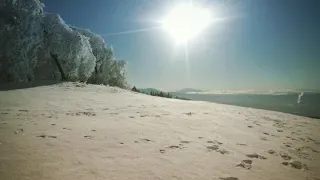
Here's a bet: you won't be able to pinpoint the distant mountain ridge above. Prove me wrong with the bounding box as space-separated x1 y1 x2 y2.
175 88 203 94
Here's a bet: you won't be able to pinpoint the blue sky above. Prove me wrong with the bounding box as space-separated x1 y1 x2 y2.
44 0 320 91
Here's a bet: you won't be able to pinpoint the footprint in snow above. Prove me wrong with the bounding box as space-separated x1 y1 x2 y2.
296 146 319 154
260 137 268 141
18 110 28 112
236 159 253 169
207 145 219 151
218 177 239 180
183 112 194 116
280 152 292 160
14 128 24 134
180 140 190 144
284 144 291 148
207 140 223 145
36 135 57 139
84 135 93 139
246 153 267 159
67 111 96 117
268 150 276 154
207 145 230 154
236 143 247 146
162 113 170 115
141 138 153 142
168 145 181 149
282 160 308 170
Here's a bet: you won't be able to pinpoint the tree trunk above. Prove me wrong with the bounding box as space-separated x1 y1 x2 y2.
50 53 66 81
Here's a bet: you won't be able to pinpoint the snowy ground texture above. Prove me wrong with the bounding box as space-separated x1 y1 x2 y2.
0 82 319 180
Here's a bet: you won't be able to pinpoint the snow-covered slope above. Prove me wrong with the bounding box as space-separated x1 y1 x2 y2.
0 83 319 180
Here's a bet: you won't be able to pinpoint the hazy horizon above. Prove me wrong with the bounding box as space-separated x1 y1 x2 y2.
135 87 320 94
44 0 320 91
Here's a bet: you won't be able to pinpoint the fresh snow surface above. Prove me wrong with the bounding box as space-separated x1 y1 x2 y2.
0 82 319 180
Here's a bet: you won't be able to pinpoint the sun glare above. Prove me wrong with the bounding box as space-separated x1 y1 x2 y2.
162 4 212 43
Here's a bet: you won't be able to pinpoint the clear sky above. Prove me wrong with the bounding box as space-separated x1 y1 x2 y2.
44 0 320 91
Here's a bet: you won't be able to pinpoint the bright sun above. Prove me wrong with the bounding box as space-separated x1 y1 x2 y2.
162 4 212 43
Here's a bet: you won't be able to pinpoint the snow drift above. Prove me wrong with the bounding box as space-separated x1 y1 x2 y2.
0 0 127 87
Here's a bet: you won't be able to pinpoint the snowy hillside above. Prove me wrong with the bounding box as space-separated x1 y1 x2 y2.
0 82 319 180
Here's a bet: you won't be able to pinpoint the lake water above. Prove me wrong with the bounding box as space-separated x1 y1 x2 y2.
172 92 320 119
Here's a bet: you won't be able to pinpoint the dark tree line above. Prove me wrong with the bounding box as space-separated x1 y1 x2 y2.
131 86 173 99
149 91 172 98
131 86 139 92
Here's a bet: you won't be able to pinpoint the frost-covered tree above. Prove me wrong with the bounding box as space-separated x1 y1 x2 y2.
106 59 128 88
43 14 96 82
0 0 128 88
0 0 44 82
72 27 128 88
